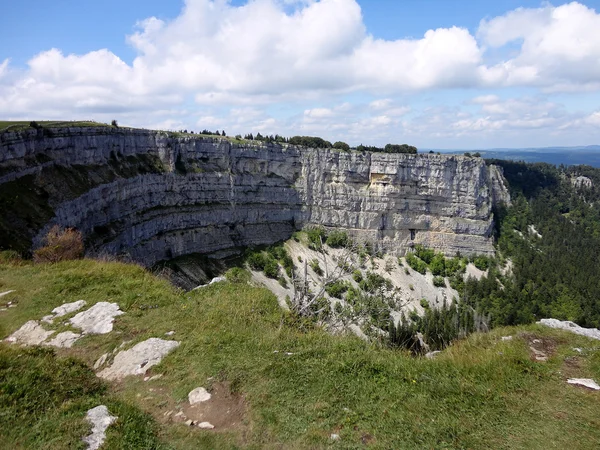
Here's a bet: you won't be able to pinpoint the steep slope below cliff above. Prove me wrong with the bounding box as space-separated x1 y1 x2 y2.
0 126 508 265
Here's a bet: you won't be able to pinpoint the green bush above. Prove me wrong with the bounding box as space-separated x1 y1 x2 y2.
473 256 490 271
307 226 327 250
405 253 427 274
247 251 268 271
352 270 363 283
264 260 280 279
325 280 350 298
414 245 435 264
326 230 349 248
433 276 446 287
310 259 323 276
420 298 430 309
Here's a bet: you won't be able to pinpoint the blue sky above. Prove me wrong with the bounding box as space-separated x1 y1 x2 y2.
1 0 600 149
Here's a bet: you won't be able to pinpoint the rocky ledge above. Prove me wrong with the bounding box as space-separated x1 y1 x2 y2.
0 127 509 265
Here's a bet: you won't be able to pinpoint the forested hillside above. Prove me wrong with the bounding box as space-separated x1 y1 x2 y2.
465 161 600 328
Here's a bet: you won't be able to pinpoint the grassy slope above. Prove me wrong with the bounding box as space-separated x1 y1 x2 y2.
1 259 600 449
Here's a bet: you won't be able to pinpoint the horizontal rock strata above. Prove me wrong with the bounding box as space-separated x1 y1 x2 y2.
0 127 509 264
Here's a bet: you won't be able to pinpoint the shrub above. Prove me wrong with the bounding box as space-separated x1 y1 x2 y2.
33 226 84 263
325 280 349 298
405 253 427 274
278 276 288 288
111 119 119 127
247 251 268 271
352 270 363 283
420 299 430 309
310 259 323 276
29 121 41 129
263 260 280 279
307 226 327 250
414 245 435 264
409 284 414 291
429 254 446 276
333 141 350 151
433 276 446 287
326 230 349 248
473 256 490 271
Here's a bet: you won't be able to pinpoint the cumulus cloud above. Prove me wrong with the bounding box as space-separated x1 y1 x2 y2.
478 2 600 90
1 0 599 146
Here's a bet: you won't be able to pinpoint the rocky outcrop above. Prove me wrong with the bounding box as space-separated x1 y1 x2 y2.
0 127 509 265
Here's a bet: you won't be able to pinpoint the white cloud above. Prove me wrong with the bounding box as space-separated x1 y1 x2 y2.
1 0 600 147
478 2 600 90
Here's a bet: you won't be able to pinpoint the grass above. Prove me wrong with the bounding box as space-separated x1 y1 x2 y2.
1 258 600 448
0 121 110 133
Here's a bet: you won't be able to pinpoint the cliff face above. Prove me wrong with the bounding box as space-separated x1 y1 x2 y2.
0 127 509 265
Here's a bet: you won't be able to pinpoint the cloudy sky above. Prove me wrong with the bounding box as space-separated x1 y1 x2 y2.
2 0 600 149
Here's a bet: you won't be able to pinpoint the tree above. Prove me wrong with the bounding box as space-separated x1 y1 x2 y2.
333 141 350 151
111 119 118 127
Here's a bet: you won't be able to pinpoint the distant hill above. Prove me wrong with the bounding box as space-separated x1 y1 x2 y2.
431 145 600 167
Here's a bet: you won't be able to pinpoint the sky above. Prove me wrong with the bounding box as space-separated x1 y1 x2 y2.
1 0 600 149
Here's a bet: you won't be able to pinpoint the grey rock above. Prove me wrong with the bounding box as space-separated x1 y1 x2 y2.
0 290 15 298
45 331 81 348
70 302 124 334
538 318 600 340
83 405 117 450
42 299 87 324
5 320 54 346
188 387 211 405
97 338 180 380
1 128 510 266
93 353 109 369
197 422 215 429
567 378 600 390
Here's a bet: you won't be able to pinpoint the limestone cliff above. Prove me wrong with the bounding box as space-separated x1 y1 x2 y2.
0 127 509 265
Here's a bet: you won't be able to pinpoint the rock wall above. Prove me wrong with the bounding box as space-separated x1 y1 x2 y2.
0 127 509 265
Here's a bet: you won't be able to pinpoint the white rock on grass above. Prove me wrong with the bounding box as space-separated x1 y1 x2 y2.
97 338 180 380
42 300 87 323
501 336 513 341
70 302 124 334
0 290 15 298
192 276 226 290
83 405 117 450
567 378 600 390
197 422 215 429
188 387 212 405
93 353 109 370
538 318 600 340
45 331 81 348
5 320 54 346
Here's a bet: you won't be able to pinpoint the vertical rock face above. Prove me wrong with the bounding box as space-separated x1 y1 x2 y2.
0 127 509 265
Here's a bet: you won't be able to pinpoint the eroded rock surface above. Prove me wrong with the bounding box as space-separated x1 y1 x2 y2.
97 338 180 380
42 300 87 323
567 378 600 390
5 320 54 345
83 405 117 450
45 331 81 348
1 127 510 265
70 302 123 334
